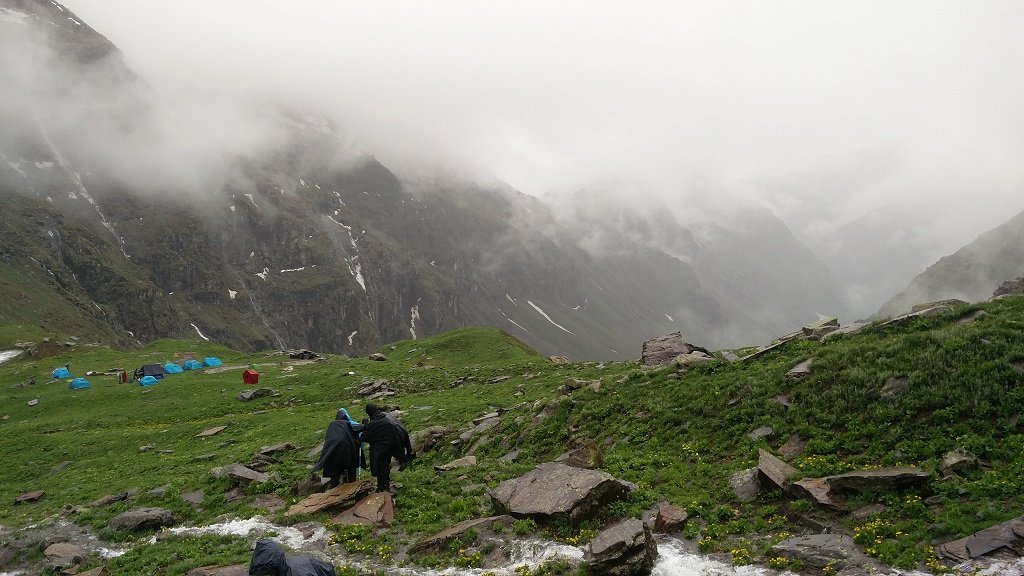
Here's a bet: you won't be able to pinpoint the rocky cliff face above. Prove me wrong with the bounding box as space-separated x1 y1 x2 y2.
877 209 1024 318
0 0 846 358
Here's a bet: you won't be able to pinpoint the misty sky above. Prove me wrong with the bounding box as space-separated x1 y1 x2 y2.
59 1 1024 303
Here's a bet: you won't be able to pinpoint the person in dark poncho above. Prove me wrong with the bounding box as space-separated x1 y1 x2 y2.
359 403 414 492
249 538 335 576
312 408 363 487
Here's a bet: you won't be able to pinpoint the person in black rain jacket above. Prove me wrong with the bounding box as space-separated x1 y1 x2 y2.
248 538 335 576
359 403 414 492
312 408 363 487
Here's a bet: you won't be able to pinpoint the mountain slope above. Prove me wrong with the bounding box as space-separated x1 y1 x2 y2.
877 209 1024 317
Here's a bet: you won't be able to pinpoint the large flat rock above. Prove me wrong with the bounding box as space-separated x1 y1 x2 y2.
331 492 395 528
825 466 930 494
108 507 175 532
285 480 373 517
490 462 631 524
758 449 797 490
586 518 658 576
937 515 1024 561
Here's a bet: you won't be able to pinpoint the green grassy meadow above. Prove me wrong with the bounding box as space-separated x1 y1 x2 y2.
1 298 1023 574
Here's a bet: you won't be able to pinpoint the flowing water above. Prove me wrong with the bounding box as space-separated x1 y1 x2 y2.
0 350 23 365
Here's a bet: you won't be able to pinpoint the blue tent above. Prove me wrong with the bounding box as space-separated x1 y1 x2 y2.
163 362 184 374
52 367 72 379
202 357 223 367
183 359 202 371
139 375 159 386
69 377 91 389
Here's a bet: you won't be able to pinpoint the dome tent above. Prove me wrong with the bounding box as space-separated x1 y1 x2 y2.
163 362 184 374
52 367 71 379
202 357 223 367
69 377 90 389
183 359 202 370
139 375 159 386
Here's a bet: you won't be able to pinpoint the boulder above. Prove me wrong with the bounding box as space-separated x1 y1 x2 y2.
89 492 129 508
182 490 205 505
549 355 570 364
44 542 83 569
772 534 872 570
850 503 886 521
802 317 840 341
108 507 175 531
653 502 688 533
434 455 478 472
789 478 844 510
258 442 297 456
937 514 1024 562
785 359 813 380
825 466 930 494
758 449 797 491
368 353 387 361
778 435 807 457
358 379 395 398
238 388 277 401
941 450 978 475
912 299 968 313
210 464 269 485
459 417 500 441
674 351 714 369
410 425 449 453
641 333 710 366
331 492 395 528
881 376 909 398
411 516 514 553
285 480 373 516
489 462 632 524
747 426 774 441
585 518 658 576
729 468 759 502
994 277 1024 297
822 322 867 341
195 426 227 438
14 490 44 504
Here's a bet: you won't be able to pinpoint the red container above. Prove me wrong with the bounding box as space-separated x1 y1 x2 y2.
242 369 259 385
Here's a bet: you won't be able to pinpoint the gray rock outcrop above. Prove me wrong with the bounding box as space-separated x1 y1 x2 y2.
489 462 632 524
772 534 874 570
825 466 930 494
108 507 175 531
641 333 710 366
585 518 658 576
937 514 1024 561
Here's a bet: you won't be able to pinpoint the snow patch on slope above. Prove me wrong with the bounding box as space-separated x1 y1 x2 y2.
498 308 530 333
409 304 421 339
527 301 575 335
190 323 210 341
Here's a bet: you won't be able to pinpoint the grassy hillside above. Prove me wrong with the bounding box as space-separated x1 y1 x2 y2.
1 302 1023 574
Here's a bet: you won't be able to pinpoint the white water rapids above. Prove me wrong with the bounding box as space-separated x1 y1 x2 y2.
0 350 23 364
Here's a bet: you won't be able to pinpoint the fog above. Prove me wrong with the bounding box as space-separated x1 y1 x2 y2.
35 1 1024 314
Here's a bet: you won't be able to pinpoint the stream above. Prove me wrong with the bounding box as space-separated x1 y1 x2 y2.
0 350 23 365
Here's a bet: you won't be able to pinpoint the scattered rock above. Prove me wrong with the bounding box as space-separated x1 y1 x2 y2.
851 503 887 521
498 450 520 463
801 317 840 341
785 359 813 380
89 492 129 508
460 417 501 441
549 355 570 364
238 388 277 401
146 485 170 498
822 322 867 341
209 463 269 485
223 487 246 503
778 435 807 458
27 398 38 406
435 455 478 472
758 449 797 491
258 442 297 456
747 426 774 441
182 490 205 505
825 466 930 494
285 480 373 516
489 462 632 524
287 349 321 360
139 445 155 452
941 450 979 476
674 351 714 369
554 440 603 469
44 542 83 569
881 376 910 398
50 460 73 474
790 478 844 510
411 516 514 553
410 425 449 453
192 453 217 462
252 494 286 512
641 333 710 366
772 534 873 570
585 517 658 576
15 490 44 504
913 299 969 313
332 492 395 528
994 277 1024 297
654 501 688 533
730 468 760 502
358 379 395 398
937 514 1024 561
368 353 387 361
108 507 175 531
771 394 792 408
195 426 227 438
